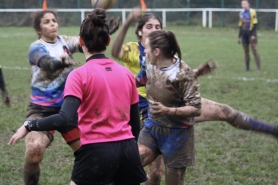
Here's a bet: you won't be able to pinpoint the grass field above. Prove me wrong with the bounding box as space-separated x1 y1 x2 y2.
0 25 278 185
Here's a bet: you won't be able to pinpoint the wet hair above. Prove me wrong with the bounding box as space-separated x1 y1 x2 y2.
148 30 182 60
79 8 110 53
135 12 162 40
32 10 57 37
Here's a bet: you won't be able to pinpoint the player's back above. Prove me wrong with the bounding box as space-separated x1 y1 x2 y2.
65 54 138 145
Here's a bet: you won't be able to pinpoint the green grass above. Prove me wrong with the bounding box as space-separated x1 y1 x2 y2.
0 26 278 185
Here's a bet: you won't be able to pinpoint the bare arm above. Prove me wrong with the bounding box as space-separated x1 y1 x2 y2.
150 101 201 118
111 8 142 59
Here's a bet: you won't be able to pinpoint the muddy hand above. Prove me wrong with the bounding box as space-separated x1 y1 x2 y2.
238 38 241 44
60 54 80 66
149 101 168 117
194 59 219 77
129 7 143 20
8 125 29 145
108 16 120 35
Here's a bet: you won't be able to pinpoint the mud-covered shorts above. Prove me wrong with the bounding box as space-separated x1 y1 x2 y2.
71 139 147 185
242 30 258 44
138 119 195 168
26 103 80 144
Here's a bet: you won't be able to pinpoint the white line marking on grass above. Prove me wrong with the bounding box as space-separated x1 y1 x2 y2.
2 66 29 70
206 75 278 83
2 66 278 83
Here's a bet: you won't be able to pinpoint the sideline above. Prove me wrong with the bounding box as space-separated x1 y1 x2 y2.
205 75 278 83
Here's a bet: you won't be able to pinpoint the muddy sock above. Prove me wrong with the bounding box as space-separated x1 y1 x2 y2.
252 48 261 71
23 164 40 185
245 55 250 71
229 111 278 137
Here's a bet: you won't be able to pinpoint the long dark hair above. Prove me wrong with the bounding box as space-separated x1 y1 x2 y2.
148 30 182 60
79 8 110 53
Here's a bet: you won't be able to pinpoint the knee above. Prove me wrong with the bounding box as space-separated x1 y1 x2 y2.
244 51 250 56
217 103 237 122
24 143 45 164
251 44 257 50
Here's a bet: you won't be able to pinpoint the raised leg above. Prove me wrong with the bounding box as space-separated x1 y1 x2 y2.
195 98 278 137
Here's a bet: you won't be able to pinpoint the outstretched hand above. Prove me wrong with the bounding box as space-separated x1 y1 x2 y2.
131 7 143 19
193 59 219 77
8 125 29 145
60 54 80 66
238 38 241 44
108 16 120 35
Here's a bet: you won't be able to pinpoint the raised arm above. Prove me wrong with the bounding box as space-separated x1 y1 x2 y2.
111 8 142 59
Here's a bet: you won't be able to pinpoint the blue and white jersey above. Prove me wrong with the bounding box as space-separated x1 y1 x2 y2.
240 9 251 30
28 35 80 108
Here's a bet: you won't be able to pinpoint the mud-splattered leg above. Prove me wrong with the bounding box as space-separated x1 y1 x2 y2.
165 167 186 185
145 155 164 185
251 43 261 71
0 66 10 106
138 144 159 167
195 98 278 137
242 43 250 71
24 131 50 185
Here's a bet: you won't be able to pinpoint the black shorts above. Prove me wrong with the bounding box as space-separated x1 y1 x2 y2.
71 139 147 185
242 31 258 44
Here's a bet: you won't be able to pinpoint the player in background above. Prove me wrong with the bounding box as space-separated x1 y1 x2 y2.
112 8 278 185
9 8 146 185
238 0 261 71
0 65 10 106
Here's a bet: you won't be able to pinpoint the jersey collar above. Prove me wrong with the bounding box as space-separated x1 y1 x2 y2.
86 54 107 62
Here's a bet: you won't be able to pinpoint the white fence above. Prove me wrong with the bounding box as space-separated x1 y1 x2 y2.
1 8 278 31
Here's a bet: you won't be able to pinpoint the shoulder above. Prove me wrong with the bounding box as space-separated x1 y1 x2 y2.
249 8 257 15
28 40 47 54
179 60 197 80
67 65 86 80
123 42 139 52
58 35 79 46
59 35 78 42
29 40 44 49
124 42 138 47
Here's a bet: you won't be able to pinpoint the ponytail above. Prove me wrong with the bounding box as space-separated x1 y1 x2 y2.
148 30 182 60
166 31 181 60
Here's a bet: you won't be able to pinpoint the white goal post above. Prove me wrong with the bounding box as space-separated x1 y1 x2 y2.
1 8 278 31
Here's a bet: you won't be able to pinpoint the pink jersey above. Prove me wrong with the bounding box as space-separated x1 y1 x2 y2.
64 55 139 146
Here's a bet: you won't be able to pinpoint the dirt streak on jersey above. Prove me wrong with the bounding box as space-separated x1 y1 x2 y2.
28 35 80 108
137 57 201 128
